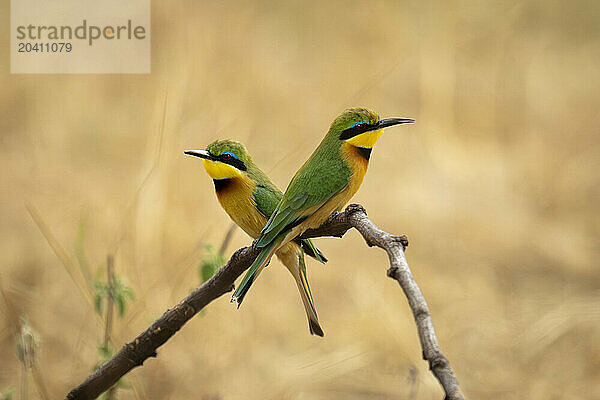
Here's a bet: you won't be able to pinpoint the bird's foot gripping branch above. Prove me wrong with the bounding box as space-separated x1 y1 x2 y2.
66 204 466 400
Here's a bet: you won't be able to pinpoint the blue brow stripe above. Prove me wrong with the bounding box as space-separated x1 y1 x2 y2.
349 120 367 129
221 151 239 160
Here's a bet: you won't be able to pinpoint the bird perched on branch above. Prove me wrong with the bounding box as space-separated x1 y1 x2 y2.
233 108 413 307
185 140 327 336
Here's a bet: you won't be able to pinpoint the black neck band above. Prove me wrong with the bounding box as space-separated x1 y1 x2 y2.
213 179 232 191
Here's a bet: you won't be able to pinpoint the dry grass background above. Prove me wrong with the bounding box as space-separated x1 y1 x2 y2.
1 0 599 399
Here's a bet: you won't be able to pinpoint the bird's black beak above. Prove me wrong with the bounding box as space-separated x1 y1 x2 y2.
184 150 214 160
376 118 415 129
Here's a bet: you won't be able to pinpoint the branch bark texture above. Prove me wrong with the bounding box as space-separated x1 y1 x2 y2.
66 204 465 400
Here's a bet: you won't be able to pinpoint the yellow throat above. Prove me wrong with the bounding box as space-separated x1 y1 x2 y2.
345 129 383 148
202 159 242 180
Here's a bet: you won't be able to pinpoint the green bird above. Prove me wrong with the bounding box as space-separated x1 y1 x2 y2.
233 108 413 306
185 140 327 336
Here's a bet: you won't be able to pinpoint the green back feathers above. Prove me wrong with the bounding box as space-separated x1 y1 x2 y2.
257 108 379 246
205 139 326 263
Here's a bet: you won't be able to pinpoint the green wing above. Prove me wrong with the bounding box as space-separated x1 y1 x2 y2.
256 147 352 247
254 182 327 263
253 183 282 219
256 192 309 246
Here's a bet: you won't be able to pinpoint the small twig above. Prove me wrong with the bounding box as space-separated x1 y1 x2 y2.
218 224 237 256
66 204 466 400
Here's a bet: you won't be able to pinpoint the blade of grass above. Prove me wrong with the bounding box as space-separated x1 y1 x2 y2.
24 202 93 309
74 214 93 286
24 205 146 398
0 277 22 335
110 90 168 255
30 364 49 400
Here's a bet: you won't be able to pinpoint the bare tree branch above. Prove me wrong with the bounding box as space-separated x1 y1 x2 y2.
305 204 465 400
66 204 466 400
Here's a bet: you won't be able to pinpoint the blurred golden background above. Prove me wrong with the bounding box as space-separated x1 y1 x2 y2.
1 0 599 399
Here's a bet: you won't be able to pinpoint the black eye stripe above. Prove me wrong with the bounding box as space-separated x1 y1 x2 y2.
205 151 247 171
218 154 247 171
339 123 377 140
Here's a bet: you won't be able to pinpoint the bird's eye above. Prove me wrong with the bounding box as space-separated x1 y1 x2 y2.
350 121 367 130
222 154 231 161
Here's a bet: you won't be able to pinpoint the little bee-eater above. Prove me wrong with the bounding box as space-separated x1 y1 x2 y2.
233 108 413 306
185 140 327 336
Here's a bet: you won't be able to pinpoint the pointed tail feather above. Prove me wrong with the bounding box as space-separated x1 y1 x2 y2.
299 238 328 264
296 252 324 337
232 238 280 307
